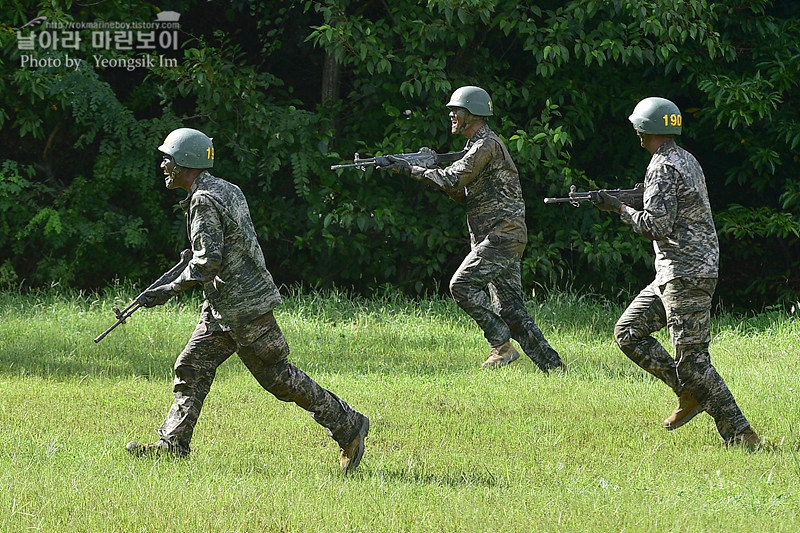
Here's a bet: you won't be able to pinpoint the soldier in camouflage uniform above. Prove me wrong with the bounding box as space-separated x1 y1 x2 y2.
126 128 369 472
384 86 566 372
595 97 760 448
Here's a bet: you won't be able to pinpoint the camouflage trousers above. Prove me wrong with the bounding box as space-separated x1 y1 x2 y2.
614 277 751 441
156 311 364 453
449 234 563 370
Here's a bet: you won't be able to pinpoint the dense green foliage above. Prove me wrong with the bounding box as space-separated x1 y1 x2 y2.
1 0 799 308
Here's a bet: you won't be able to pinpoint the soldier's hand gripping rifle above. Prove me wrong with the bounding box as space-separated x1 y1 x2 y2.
543 183 645 210
93 249 193 343
330 147 467 171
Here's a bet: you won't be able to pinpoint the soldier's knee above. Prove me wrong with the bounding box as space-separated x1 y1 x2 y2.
501 309 528 332
174 360 200 383
613 322 633 349
675 344 710 369
265 361 298 402
262 364 285 390
449 275 469 303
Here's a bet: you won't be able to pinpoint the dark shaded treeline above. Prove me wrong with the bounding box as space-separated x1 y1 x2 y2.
1 0 798 310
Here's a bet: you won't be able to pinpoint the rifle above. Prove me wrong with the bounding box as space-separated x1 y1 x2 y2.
330 147 467 171
543 183 644 210
93 249 193 343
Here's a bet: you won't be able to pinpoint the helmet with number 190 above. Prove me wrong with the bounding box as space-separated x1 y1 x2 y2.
628 97 682 135
158 128 215 168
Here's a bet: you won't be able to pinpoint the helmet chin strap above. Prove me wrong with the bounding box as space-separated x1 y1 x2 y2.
459 112 485 137
170 164 183 181
464 112 481 128
164 161 185 189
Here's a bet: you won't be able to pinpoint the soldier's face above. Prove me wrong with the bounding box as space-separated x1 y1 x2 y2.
635 128 645 148
449 107 468 134
160 155 180 189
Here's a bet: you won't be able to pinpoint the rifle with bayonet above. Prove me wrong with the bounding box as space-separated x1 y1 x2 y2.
331 147 467 171
93 249 193 343
544 183 644 210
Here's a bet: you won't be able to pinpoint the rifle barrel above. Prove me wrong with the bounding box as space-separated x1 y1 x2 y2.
543 197 571 204
330 161 377 170
93 250 190 343
543 195 590 204
93 320 121 343
93 302 142 343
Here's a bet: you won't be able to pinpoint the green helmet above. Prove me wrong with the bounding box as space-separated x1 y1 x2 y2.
446 85 494 116
628 97 682 135
158 128 215 168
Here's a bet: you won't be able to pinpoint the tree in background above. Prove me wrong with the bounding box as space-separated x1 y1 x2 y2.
1 0 798 309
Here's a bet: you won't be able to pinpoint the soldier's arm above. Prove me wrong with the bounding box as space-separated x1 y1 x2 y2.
410 141 490 192
170 195 224 291
620 166 679 240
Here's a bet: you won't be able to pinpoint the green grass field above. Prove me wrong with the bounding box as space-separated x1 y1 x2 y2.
1 288 798 532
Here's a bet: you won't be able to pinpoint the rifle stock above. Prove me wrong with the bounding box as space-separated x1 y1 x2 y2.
93 249 193 343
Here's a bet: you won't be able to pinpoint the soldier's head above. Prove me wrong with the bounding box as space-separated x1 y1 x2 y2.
446 86 493 137
158 128 214 190
628 97 682 153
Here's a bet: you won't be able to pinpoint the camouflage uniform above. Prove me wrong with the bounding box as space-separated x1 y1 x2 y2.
155 171 365 454
412 124 563 370
614 139 753 441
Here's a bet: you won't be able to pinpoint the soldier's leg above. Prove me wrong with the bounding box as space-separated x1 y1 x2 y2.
491 261 563 371
675 344 751 441
666 278 754 442
449 236 515 350
157 320 238 452
614 282 681 392
233 312 366 448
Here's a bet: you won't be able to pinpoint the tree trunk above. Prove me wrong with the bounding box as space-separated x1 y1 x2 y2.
321 51 341 138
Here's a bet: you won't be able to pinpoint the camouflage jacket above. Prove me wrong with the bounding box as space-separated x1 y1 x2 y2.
411 124 527 249
621 139 719 285
171 171 282 330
